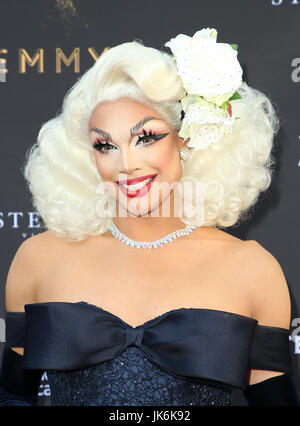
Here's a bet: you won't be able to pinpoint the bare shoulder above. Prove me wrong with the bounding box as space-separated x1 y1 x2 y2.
190 225 244 243
240 240 291 328
5 230 68 312
196 231 291 329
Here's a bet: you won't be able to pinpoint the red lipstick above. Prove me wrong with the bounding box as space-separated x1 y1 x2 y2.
116 173 157 198
116 173 157 185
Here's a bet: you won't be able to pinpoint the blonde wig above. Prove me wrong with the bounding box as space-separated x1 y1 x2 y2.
22 40 280 241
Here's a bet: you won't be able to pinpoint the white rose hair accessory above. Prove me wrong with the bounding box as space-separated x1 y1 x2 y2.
164 28 243 160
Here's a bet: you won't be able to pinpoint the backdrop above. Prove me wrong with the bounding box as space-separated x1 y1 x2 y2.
0 0 299 406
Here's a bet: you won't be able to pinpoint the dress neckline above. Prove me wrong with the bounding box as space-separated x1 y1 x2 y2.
7 300 289 332
20 300 259 329
75 301 257 329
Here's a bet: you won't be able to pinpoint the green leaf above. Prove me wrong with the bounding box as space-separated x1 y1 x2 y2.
228 91 242 101
230 44 238 51
220 102 229 111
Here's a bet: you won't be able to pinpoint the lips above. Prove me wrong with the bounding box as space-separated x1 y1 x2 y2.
116 173 157 185
116 173 157 198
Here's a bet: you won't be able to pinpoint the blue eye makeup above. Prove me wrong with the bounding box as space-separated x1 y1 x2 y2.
92 129 170 154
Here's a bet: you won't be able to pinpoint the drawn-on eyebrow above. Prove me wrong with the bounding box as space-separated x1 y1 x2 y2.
89 116 164 142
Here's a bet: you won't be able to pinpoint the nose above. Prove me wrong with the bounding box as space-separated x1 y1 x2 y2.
119 145 140 175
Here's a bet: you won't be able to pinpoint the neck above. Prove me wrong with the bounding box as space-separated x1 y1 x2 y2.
113 216 188 242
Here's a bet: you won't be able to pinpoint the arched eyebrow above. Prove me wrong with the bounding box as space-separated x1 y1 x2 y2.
89 116 164 142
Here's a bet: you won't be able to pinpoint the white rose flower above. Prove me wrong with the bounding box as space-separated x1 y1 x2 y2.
165 27 243 106
179 98 235 150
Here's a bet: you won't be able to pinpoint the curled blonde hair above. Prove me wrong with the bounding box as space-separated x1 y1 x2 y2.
22 40 280 241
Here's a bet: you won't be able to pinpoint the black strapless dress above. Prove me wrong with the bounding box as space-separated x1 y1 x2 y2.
3 301 293 406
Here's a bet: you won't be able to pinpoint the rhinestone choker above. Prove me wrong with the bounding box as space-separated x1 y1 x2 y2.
109 222 196 249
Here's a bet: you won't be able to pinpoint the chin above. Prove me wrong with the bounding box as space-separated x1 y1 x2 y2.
115 183 173 217
127 205 160 218
136 197 172 218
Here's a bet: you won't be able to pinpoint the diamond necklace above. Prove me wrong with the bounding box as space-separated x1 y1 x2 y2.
109 222 196 249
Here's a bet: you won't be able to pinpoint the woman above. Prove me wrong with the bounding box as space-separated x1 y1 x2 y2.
0 28 299 406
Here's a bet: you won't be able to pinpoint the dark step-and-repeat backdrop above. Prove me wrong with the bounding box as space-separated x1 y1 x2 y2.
0 0 299 406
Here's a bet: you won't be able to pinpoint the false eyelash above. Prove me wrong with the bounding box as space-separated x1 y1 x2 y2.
93 129 169 153
92 140 114 153
137 129 170 144
136 129 157 144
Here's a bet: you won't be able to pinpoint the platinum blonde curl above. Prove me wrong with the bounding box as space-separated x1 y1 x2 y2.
22 40 280 241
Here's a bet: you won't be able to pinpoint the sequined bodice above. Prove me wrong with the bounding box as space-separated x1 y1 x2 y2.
46 346 232 406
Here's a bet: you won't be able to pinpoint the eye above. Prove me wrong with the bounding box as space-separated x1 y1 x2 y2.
93 140 117 154
136 129 169 147
92 129 170 154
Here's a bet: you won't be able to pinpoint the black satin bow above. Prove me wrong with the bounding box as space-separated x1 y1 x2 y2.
5 301 292 391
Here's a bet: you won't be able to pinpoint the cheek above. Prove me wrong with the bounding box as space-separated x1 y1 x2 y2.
94 154 115 181
151 140 179 170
